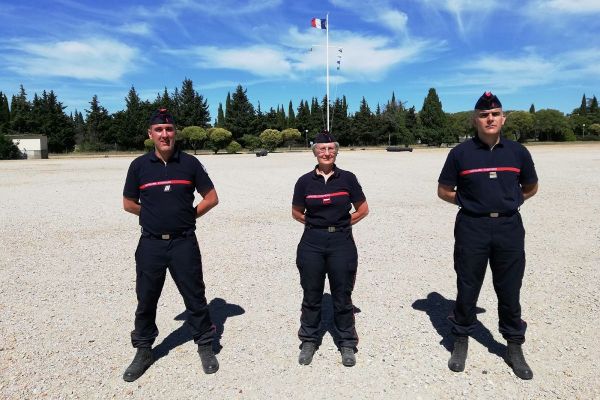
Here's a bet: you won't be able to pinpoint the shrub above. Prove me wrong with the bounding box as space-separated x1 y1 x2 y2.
226 140 242 154
239 134 261 151
259 129 282 152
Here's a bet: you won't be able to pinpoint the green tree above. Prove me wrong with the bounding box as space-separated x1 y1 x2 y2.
29 90 75 152
84 95 112 150
239 134 261 150
216 103 225 127
503 111 535 142
144 138 154 151
446 112 473 142
420 88 447 145
207 127 232 154
287 101 296 128
0 92 9 133
181 126 207 154
330 96 351 145
259 128 282 151
588 123 600 136
281 128 301 148
10 85 31 134
0 133 22 159
579 94 587 114
590 96 599 115
351 97 375 145
225 85 255 139
529 104 536 114
226 140 242 154
178 78 210 128
535 109 574 141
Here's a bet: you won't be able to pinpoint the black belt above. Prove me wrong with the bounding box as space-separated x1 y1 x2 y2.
141 230 195 240
459 209 518 218
305 225 351 232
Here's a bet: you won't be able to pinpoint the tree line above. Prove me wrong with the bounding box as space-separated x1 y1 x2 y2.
1 79 599 159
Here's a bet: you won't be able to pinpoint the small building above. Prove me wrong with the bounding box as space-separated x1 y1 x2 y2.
8 135 48 159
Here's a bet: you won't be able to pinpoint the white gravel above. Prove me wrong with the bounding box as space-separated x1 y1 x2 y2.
1 144 599 399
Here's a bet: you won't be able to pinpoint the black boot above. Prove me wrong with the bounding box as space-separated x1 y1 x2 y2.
298 342 317 365
123 347 154 382
198 344 219 374
340 347 356 367
506 343 533 380
448 336 468 372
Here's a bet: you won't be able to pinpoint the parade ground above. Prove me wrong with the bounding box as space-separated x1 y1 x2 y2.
1 144 599 399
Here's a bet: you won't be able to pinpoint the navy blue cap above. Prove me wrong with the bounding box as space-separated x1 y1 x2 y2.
314 130 336 143
149 108 175 126
474 92 502 110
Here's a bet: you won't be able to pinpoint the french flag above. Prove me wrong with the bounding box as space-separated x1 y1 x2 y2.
311 18 327 30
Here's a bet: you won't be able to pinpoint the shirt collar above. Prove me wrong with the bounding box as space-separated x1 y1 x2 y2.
312 164 340 179
149 147 181 163
473 134 505 149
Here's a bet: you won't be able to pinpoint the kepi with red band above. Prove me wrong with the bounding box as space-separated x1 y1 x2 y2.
474 91 502 110
149 108 175 126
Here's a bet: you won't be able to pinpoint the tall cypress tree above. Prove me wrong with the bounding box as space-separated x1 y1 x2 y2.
419 88 447 145
216 103 225 127
287 101 296 128
529 104 536 114
225 85 255 139
0 91 10 133
10 85 31 134
590 96 599 114
579 94 587 114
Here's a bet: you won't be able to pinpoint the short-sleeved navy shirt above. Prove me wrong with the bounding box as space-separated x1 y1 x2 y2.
438 135 538 214
293 165 366 228
123 149 214 235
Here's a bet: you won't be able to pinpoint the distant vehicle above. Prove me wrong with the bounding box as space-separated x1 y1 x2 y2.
255 149 268 157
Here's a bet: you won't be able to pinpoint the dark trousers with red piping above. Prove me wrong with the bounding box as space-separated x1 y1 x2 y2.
131 234 214 348
450 211 528 344
296 228 359 348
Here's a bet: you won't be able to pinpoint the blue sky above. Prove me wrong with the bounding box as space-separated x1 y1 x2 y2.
0 0 598 120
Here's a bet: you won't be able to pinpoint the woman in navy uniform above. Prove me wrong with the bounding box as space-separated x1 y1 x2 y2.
292 131 369 367
438 92 538 380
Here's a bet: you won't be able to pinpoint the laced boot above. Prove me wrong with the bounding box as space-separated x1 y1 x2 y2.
506 343 533 380
123 347 154 382
198 344 219 374
448 336 469 372
340 347 356 367
298 342 317 365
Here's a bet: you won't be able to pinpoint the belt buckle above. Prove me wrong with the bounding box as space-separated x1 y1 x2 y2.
490 212 499 218
161 234 170 240
328 226 336 233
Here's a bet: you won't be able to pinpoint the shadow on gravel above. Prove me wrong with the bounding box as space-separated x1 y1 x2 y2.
316 293 361 349
412 292 506 358
153 298 245 360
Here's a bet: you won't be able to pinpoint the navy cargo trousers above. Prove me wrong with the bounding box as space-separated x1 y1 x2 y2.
131 234 214 348
296 227 359 348
450 210 528 344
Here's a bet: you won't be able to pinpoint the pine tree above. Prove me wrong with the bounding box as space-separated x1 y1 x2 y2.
10 85 31 134
420 88 447 145
0 91 9 133
178 78 210 128
590 96 599 114
85 95 112 149
287 101 296 128
579 94 587 114
224 85 255 139
216 103 225 127
529 104 536 114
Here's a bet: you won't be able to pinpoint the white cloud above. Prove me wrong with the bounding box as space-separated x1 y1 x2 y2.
4 39 138 81
440 48 600 92
419 0 503 37
329 0 409 34
171 45 294 77
117 22 152 36
529 0 600 13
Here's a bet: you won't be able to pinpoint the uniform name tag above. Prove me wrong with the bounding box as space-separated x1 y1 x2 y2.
489 172 497 179
164 185 171 192
323 197 331 205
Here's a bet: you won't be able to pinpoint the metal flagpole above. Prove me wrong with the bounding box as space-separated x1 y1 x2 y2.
326 13 330 133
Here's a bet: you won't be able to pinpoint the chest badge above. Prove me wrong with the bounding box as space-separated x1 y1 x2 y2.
164 185 171 192
489 171 497 179
323 197 331 205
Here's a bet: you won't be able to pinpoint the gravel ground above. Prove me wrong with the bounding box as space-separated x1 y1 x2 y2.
1 144 599 399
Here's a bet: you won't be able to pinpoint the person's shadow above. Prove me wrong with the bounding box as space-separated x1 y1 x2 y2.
317 293 361 348
153 297 245 360
412 292 505 358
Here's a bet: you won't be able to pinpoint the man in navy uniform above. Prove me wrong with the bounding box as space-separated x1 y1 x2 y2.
437 92 538 380
122 108 219 381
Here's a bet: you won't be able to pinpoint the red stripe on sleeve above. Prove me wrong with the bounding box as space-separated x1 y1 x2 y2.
139 179 193 190
459 167 520 176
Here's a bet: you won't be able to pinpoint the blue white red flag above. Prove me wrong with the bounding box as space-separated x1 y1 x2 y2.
311 18 327 29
